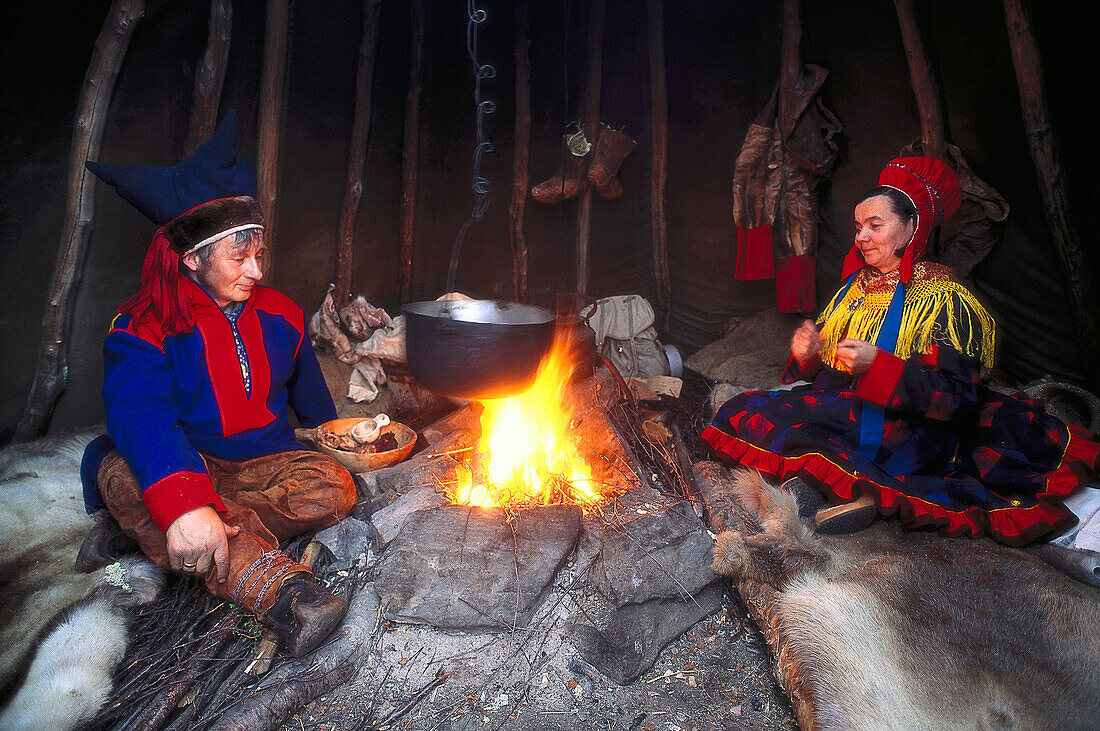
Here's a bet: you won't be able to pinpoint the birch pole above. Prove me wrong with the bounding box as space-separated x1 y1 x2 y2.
893 0 945 160
257 0 290 277
335 0 382 307
399 0 426 302
1003 0 1099 380
184 0 232 156
509 0 531 303
13 0 145 442
576 0 605 295
648 0 670 324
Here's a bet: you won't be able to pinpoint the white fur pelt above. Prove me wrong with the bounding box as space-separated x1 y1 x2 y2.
0 556 164 730
0 429 110 692
710 469 1100 731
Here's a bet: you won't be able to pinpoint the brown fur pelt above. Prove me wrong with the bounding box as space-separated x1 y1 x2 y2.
709 468 1100 731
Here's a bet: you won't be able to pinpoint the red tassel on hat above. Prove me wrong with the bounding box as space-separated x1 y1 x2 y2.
118 230 195 336
776 254 816 314
734 225 775 280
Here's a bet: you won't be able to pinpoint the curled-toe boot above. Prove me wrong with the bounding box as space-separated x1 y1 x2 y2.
261 573 348 657
531 149 590 204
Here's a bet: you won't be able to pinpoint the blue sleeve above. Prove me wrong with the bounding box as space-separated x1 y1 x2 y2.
103 326 224 531
286 311 338 428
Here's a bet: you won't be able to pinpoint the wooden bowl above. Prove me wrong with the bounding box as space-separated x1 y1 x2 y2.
297 417 417 473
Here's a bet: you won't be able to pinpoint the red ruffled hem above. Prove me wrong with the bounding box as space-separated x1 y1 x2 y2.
699 423 1099 547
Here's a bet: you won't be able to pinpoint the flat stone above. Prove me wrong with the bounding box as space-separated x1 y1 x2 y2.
368 485 449 549
315 516 374 561
376 504 582 629
587 489 719 607
569 581 725 684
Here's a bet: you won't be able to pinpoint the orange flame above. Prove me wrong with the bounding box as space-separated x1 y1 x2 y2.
449 336 601 510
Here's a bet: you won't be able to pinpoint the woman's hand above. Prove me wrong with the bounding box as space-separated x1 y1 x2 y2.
835 338 879 375
790 320 822 365
165 506 241 583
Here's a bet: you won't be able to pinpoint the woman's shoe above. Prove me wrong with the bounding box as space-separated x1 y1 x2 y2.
814 494 878 534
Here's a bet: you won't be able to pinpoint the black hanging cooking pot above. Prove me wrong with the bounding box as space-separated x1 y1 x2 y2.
403 299 556 399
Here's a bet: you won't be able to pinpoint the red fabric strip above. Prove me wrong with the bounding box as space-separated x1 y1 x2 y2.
855 350 905 406
142 470 226 532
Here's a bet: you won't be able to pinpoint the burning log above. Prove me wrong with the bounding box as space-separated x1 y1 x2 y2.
184 0 231 156
335 0 382 307
256 0 290 276
13 0 145 442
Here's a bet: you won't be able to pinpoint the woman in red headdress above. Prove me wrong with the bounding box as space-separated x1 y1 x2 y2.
701 157 1099 546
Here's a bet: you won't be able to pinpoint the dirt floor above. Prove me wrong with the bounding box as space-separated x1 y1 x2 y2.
281 554 795 731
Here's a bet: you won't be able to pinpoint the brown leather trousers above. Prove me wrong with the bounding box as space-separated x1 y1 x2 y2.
99 449 356 617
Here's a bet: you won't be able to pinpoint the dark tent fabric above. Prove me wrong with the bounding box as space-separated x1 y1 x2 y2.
0 0 1097 440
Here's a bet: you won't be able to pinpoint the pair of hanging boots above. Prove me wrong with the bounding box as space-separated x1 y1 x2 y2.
531 123 636 204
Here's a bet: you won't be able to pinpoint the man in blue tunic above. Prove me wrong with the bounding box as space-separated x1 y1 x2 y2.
79 113 356 657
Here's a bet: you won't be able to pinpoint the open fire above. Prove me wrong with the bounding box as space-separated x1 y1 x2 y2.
448 337 604 510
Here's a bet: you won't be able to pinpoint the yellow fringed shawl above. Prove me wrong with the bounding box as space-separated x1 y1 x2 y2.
817 262 996 372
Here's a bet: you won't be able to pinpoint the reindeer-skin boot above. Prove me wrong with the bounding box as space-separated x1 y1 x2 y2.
75 510 140 573
262 573 348 657
587 124 636 200
531 147 590 204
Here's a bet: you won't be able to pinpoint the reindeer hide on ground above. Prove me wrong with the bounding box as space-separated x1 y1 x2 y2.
0 430 105 692
698 464 1100 730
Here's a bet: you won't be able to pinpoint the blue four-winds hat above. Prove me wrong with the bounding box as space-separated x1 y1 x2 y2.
85 109 258 226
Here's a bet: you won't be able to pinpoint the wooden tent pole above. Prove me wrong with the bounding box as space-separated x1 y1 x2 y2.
509 0 532 303
777 0 801 139
1003 0 1099 380
893 0 945 159
257 0 290 277
648 0 670 326
399 0 426 302
575 0 605 296
184 0 232 156
335 0 382 307
13 0 145 443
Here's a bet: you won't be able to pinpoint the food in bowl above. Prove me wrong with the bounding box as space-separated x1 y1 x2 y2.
317 414 398 454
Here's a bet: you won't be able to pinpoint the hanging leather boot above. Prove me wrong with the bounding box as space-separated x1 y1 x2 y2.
587 124 635 200
531 150 589 204
261 573 348 657
531 127 591 204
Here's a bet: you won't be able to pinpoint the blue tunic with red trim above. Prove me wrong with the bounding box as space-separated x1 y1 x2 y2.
701 263 1099 546
83 276 337 532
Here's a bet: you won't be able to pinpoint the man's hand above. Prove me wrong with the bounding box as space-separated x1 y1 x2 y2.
790 320 822 365
165 506 241 583
835 338 879 375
